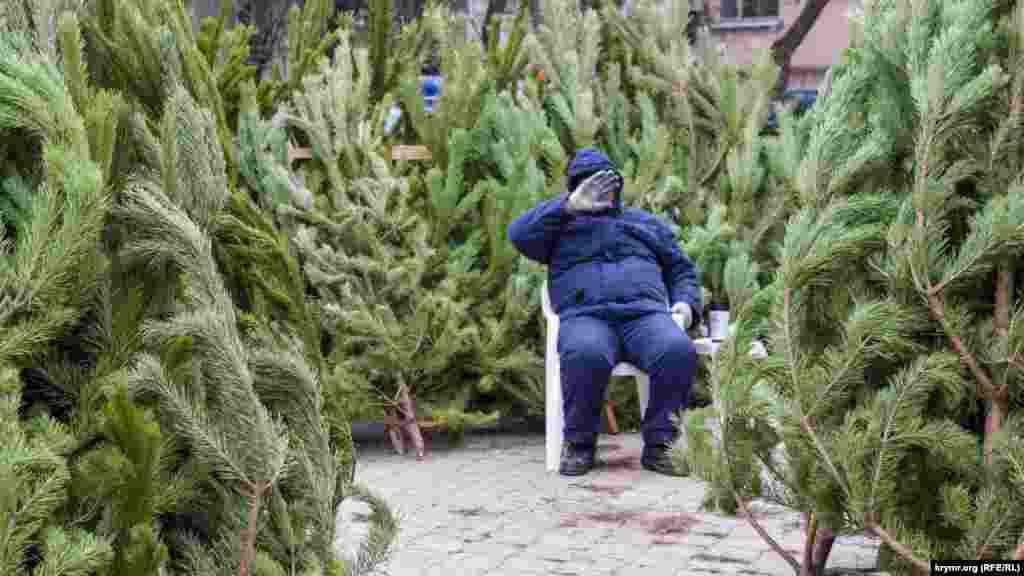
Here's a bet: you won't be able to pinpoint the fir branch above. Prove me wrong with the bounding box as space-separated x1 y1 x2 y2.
34 527 114 576
735 494 800 573
339 484 399 576
864 517 930 574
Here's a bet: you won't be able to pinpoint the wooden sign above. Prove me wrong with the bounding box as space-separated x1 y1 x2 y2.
390 145 433 161
286 143 434 163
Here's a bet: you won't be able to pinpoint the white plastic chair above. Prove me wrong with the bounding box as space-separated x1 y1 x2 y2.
541 280 719 472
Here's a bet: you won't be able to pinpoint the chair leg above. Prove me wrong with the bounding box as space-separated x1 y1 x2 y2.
605 401 620 435
636 374 651 422
545 360 563 472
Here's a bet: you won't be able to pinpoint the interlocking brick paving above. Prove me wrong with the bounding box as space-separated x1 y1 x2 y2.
336 432 886 576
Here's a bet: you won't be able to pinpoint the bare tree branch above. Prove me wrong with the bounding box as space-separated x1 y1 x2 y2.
770 0 831 94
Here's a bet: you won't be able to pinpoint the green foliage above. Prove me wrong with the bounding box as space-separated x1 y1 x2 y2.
691 1 1024 574
0 3 392 574
428 406 500 446
484 0 532 95
336 485 398 576
598 74 678 212
192 0 342 130
0 33 110 367
446 92 561 413
526 0 603 152
298 174 479 412
281 31 394 209
424 127 483 246
397 8 493 169
235 80 305 211
460 257 548 415
0 367 115 576
2 0 864 572
365 0 435 104
91 383 172 574
473 91 565 284
605 0 787 310
194 0 262 133
282 0 341 103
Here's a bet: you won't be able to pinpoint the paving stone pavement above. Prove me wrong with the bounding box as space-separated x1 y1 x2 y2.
335 432 884 575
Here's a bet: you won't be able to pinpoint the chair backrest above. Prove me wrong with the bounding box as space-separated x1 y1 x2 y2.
540 279 554 318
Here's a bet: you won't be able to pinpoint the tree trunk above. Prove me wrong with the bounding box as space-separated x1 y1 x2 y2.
238 483 265 576
528 0 541 27
481 0 508 46
397 384 426 459
386 408 406 454
799 513 816 576
810 526 836 575
735 494 801 574
987 261 1014 464
798 516 835 576
983 393 1008 464
769 0 832 95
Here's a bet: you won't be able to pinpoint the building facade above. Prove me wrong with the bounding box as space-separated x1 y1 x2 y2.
698 0 859 90
190 0 857 91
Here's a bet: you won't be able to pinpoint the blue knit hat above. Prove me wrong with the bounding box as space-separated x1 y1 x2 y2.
567 147 620 192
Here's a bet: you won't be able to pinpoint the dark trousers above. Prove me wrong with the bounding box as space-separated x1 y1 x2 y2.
558 311 698 445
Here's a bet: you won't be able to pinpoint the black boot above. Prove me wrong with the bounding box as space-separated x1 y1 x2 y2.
641 442 683 476
559 442 596 476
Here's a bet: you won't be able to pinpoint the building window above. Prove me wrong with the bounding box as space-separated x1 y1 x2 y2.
720 0 779 19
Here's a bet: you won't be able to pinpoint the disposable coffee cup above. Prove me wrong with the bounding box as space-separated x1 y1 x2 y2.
708 303 730 342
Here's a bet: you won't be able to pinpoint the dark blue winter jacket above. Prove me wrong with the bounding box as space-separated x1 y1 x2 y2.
507 148 703 322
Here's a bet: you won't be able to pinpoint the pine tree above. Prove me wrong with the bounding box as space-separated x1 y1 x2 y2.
0 26 110 373
279 27 396 211
453 90 564 416
366 0 433 105
396 5 496 169
483 0 532 95
605 0 787 311
0 369 114 575
0 16 120 576
525 0 602 152
597 65 680 214
1 1 396 573
295 173 480 458
235 79 312 212
78 0 243 181
687 1 1024 574
277 80 563 445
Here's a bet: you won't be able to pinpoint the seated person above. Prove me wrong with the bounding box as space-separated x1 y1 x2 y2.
507 148 701 477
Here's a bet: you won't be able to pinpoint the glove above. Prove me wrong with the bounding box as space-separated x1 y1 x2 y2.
567 169 622 213
670 302 693 329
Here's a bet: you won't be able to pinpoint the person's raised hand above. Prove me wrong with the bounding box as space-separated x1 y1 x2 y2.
567 170 622 213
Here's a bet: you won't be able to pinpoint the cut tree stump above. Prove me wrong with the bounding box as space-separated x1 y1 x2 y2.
288 143 313 164
382 385 428 460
